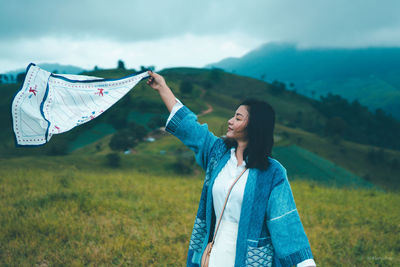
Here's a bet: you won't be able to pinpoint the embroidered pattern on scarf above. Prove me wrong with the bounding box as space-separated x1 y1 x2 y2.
12 63 149 146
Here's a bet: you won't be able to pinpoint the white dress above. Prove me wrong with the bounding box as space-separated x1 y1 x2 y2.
209 148 248 267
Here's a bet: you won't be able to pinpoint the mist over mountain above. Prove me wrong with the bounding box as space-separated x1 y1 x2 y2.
207 42 400 120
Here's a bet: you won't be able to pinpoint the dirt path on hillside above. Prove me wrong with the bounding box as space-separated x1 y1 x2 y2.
198 103 213 117
198 86 214 117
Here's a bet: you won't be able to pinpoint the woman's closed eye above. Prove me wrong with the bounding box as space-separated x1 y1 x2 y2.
235 115 243 120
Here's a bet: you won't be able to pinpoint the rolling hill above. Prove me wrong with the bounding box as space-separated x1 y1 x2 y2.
2 66 399 192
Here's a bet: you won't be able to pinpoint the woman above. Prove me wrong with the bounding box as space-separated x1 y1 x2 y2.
147 71 316 267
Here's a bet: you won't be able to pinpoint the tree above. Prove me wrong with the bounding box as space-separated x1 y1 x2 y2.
391 158 399 170
117 60 126 70
46 138 69 156
366 148 387 164
172 153 195 174
270 80 286 95
109 122 147 151
128 122 147 141
180 80 193 95
109 130 134 151
17 72 26 83
202 80 212 89
295 110 303 124
139 65 155 72
107 110 128 130
147 115 165 130
209 68 223 82
324 116 347 137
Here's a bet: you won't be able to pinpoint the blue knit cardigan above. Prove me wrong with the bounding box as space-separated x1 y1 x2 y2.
165 105 314 267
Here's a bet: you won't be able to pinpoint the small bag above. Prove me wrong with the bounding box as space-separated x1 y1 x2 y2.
201 242 213 267
200 168 248 267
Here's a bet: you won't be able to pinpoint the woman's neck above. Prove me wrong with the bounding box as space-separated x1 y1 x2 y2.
235 140 248 167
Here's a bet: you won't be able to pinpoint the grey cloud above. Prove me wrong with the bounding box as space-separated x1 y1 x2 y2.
1 0 209 40
1 0 400 47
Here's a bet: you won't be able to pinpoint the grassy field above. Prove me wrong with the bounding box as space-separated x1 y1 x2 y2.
2 66 400 266
0 157 399 266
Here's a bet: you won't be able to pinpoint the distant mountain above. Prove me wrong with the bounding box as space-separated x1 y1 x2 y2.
207 42 400 120
0 63 86 83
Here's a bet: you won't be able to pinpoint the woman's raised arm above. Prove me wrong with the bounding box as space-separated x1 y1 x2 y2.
146 71 220 171
147 71 177 112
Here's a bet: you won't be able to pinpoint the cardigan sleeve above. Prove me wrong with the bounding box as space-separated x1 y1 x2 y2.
165 104 219 171
166 98 184 125
266 166 314 267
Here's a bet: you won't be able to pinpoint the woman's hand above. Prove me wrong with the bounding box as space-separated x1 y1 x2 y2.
146 70 177 112
146 71 168 92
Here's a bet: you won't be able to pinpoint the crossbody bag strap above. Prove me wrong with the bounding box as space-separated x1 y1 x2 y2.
211 167 248 245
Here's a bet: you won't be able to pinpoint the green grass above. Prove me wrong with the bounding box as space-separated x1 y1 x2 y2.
293 180 400 266
0 168 201 266
0 158 398 266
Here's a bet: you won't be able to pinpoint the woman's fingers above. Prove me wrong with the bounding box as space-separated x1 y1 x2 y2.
148 70 160 80
146 71 168 91
147 71 156 84
146 72 161 90
147 71 157 83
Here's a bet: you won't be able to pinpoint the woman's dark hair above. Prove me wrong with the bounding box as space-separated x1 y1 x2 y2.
224 98 275 170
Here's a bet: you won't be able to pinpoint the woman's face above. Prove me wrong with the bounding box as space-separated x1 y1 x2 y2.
226 105 249 141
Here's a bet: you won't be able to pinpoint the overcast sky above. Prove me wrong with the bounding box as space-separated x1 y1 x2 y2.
1 0 399 73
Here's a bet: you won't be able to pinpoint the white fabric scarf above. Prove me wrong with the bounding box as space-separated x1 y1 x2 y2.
12 63 149 146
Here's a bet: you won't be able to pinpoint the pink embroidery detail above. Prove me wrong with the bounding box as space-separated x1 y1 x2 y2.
95 88 105 96
29 86 37 96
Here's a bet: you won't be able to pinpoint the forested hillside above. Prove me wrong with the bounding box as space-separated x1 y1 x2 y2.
2 67 400 191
